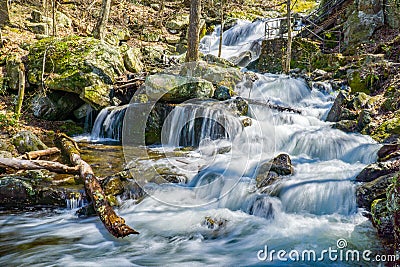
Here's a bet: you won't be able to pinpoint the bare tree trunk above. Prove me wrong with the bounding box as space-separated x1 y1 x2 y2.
93 0 112 40
185 0 201 62
284 0 292 74
218 0 224 58
15 64 25 120
52 0 57 36
0 0 10 27
0 158 80 174
56 134 139 238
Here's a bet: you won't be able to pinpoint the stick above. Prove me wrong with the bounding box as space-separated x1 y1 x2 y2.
17 147 60 160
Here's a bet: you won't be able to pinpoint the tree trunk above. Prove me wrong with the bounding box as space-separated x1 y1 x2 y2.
15 63 25 120
157 0 165 27
52 0 57 36
218 0 224 58
93 0 112 40
55 134 139 238
17 147 60 160
185 0 201 62
284 0 292 74
0 158 80 174
0 0 10 27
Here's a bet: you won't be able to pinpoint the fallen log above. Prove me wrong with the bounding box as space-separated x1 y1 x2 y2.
55 133 139 237
0 158 80 174
17 147 60 160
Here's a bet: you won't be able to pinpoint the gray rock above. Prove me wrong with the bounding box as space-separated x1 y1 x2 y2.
31 91 84 121
120 44 143 73
213 85 231 101
166 14 189 31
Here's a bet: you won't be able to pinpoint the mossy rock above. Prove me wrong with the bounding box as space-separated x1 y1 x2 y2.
371 198 394 238
347 70 370 94
27 36 125 109
145 73 215 103
371 116 400 142
11 131 48 154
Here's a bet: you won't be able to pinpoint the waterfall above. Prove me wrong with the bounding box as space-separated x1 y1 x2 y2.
90 105 127 141
161 101 243 147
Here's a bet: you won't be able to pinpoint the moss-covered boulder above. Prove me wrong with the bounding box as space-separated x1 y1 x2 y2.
371 198 394 239
356 159 400 183
326 91 357 122
145 73 214 103
11 131 48 154
166 14 189 32
387 174 400 250
27 36 126 109
371 115 400 142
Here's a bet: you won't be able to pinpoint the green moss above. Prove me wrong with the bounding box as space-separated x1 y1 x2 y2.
371 116 400 142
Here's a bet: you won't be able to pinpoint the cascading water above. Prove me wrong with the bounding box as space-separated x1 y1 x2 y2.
0 19 385 266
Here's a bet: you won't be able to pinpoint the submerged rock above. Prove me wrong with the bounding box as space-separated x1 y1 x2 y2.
255 153 294 189
12 131 48 154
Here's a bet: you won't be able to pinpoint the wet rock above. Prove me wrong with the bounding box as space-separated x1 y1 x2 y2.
356 174 394 210
371 198 394 239
377 144 400 162
247 195 275 219
145 73 214 103
27 36 125 109
256 153 294 189
311 69 329 81
12 131 48 154
26 22 49 35
333 120 357 133
387 174 400 247
145 102 175 144
355 159 400 183
356 109 372 132
0 175 78 208
228 51 253 67
241 117 252 127
231 97 249 116
202 216 228 230
31 91 84 121
326 91 357 122
213 85 231 101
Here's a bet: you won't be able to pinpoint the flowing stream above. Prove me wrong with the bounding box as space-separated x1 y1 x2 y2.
0 20 385 266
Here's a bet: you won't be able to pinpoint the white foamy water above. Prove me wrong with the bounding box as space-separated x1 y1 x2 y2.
0 20 384 266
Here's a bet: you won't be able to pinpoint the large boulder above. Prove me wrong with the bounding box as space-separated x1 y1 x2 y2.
27 36 126 109
166 14 189 32
255 153 294 189
31 91 84 121
11 131 48 154
145 74 214 103
178 61 243 90
326 91 357 122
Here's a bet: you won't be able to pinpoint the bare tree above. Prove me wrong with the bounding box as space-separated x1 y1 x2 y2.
284 0 292 74
0 0 10 27
218 0 224 58
185 0 201 62
93 0 112 40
